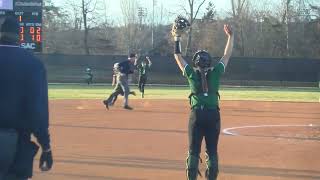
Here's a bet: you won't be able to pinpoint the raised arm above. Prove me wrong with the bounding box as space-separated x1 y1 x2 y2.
146 56 152 67
220 24 234 68
134 57 138 66
172 32 188 72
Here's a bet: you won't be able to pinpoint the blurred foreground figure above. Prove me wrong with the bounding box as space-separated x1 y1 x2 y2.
0 16 53 180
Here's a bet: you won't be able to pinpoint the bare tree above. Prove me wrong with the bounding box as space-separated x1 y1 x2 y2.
40 0 320 58
190 2 219 55
120 0 139 53
230 0 249 56
64 0 99 55
66 1 82 31
282 0 291 56
43 0 71 53
182 0 207 56
81 0 99 55
280 0 310 56
100 0 113 42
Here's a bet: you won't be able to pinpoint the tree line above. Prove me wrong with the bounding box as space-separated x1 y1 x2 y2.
42 0 320 58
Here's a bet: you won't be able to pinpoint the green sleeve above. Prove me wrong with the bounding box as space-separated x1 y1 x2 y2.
183 64 194 78
183 64 193 77
215 62 225 75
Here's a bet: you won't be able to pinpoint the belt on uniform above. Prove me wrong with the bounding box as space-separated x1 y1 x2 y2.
191 105 219 110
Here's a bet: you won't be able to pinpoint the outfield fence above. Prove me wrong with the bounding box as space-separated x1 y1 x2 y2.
38 54 320 87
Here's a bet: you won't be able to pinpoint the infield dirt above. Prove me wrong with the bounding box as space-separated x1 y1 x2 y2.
32 99 320 180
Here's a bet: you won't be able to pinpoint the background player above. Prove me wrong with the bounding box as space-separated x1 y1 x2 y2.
0 16 53 180
85 67 93 85
108 63 136 106
135 56 152 98
171 16 234 180
103 54 137 110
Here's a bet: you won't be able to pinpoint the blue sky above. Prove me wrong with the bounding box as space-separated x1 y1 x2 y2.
54 0 231 12
53 0 320 25
53 0 232 24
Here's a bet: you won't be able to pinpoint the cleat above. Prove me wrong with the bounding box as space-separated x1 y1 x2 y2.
123 105 133 110
131 91 136 96
141 93 144 98
103 100 109 110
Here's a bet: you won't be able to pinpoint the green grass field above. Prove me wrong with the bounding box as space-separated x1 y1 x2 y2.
48 84 320 102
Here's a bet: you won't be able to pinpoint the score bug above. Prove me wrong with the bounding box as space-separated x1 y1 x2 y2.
0 0 43 52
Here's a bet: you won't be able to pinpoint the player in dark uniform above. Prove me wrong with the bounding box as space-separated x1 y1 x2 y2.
172 18 234 180
135 56 152 98
108 63 136 106
0 17 53 180
85 67 93 85
103 54 137 110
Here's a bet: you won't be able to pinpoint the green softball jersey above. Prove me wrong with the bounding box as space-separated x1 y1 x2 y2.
183 62 225 109
137 63 151 76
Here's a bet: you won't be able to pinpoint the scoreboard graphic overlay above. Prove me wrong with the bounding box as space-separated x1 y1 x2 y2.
0 0 43 52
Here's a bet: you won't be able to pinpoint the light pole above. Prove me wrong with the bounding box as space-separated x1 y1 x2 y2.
286 0 290 57
151 0 156 49
138 7 147 29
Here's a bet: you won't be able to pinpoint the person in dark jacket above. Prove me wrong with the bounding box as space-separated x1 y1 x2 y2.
0 16 53 180
103 53 137 110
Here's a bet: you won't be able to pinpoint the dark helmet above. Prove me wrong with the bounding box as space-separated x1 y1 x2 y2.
174 16 190 30
0 16 19 43
0 16 19 34
129 53 136 58
192 50 212 69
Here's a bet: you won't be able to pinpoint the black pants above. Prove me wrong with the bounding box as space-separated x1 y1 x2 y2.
106 75 130 107
188 108 221 157
0 173 27 180
106 84 123 105
106 85 136 106
138 75 147 93
86 75 93 84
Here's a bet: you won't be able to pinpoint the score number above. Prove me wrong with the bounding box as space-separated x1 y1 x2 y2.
18 15 41 43
19 26 41 42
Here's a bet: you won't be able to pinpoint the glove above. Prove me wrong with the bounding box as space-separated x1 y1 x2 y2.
171 15 190 37
39 150 53 171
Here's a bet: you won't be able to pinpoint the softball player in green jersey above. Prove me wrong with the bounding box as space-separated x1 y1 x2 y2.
172 22 234 180
135 56 152 98
85 67 93 85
